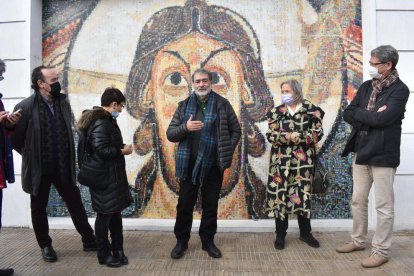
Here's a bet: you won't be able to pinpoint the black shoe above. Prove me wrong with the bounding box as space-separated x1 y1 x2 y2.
0 268 14 276
112 250 128 265
98 254 122 268
202 241 222 258
274 236 285 250
41 245 58 262
171 242 188 259
83 240 98 252
300 234 320 248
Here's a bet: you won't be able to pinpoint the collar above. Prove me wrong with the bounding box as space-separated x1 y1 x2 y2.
275 100 316 116
286 102 303 116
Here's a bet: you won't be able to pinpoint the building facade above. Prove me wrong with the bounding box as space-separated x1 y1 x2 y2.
0 0 412 230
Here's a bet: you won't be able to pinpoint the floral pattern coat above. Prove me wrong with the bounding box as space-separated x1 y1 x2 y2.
265 100 324 220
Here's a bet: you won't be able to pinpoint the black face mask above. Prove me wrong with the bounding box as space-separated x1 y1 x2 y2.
49 81 61 98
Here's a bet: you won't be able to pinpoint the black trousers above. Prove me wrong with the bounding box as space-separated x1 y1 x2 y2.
275 214 312 237
174 165 223 244
95 212 123 255
30 175 95 248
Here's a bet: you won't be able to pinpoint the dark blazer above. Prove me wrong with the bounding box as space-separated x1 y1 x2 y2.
77 107 131 214
11 92 76 196
166 91 241 171
342 78 410 167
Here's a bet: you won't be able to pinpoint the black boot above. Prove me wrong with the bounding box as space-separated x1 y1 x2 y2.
275 217 288 251
112 250 128 265
0 268 14 276
274 236 285 250
97 251 122 267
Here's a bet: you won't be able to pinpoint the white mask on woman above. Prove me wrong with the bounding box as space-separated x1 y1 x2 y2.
281 94 295 105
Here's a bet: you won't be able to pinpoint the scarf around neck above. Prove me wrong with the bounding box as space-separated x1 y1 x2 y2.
366 69 399 111
176 92 217 185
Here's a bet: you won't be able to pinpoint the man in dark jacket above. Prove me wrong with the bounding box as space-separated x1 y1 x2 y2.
0 58 21 276
11 66 96 263
337 45 410 268
167 68 241 259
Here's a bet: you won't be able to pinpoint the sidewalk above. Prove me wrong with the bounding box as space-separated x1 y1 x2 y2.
1 228 413 275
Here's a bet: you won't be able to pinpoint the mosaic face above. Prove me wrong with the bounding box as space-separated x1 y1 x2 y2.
43 0 362 220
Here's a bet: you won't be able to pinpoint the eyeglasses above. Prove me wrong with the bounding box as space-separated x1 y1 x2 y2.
369 61 386 66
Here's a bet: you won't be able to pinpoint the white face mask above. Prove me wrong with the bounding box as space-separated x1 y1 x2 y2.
368 66 380 79
281 94 294 105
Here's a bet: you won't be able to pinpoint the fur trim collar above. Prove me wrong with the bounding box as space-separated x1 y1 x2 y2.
77 107 112 131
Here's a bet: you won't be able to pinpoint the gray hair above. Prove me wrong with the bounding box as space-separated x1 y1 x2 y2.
371 45 399 70
280 79 304 104
0 59 5 73
191 68 213 83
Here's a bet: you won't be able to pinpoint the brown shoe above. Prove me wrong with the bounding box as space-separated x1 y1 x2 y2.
361 253 388 268
336 242 365 253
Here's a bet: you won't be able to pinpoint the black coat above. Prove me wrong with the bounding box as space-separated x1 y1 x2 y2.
342 78 410 167
11 92 76 196
77 107 131 214
166 91 241 171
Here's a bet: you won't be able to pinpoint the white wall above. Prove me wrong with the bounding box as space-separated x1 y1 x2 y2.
0 0 42 227
370 0 414 230
0 0 413 231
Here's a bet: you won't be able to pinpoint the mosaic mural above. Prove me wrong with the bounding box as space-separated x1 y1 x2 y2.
44 0 362 219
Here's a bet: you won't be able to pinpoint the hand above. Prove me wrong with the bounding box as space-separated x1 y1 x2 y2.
121 144 133 155
0 111 9 123
186 114 204 132
6 110 21 126
377 105 387 112
290 132 301 145
310 110 321 119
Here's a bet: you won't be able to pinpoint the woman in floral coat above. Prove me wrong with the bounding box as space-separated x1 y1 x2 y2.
266 79 324 250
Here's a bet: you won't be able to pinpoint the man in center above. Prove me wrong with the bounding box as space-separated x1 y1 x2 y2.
167 68 241 259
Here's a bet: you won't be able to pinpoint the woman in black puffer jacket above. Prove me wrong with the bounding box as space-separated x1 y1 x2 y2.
77 87 133 268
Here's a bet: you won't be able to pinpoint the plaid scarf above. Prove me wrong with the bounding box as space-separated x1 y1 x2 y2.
176 92 217 185
366 69 399 111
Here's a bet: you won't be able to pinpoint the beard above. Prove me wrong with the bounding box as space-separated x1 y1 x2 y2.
195 88 211 100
